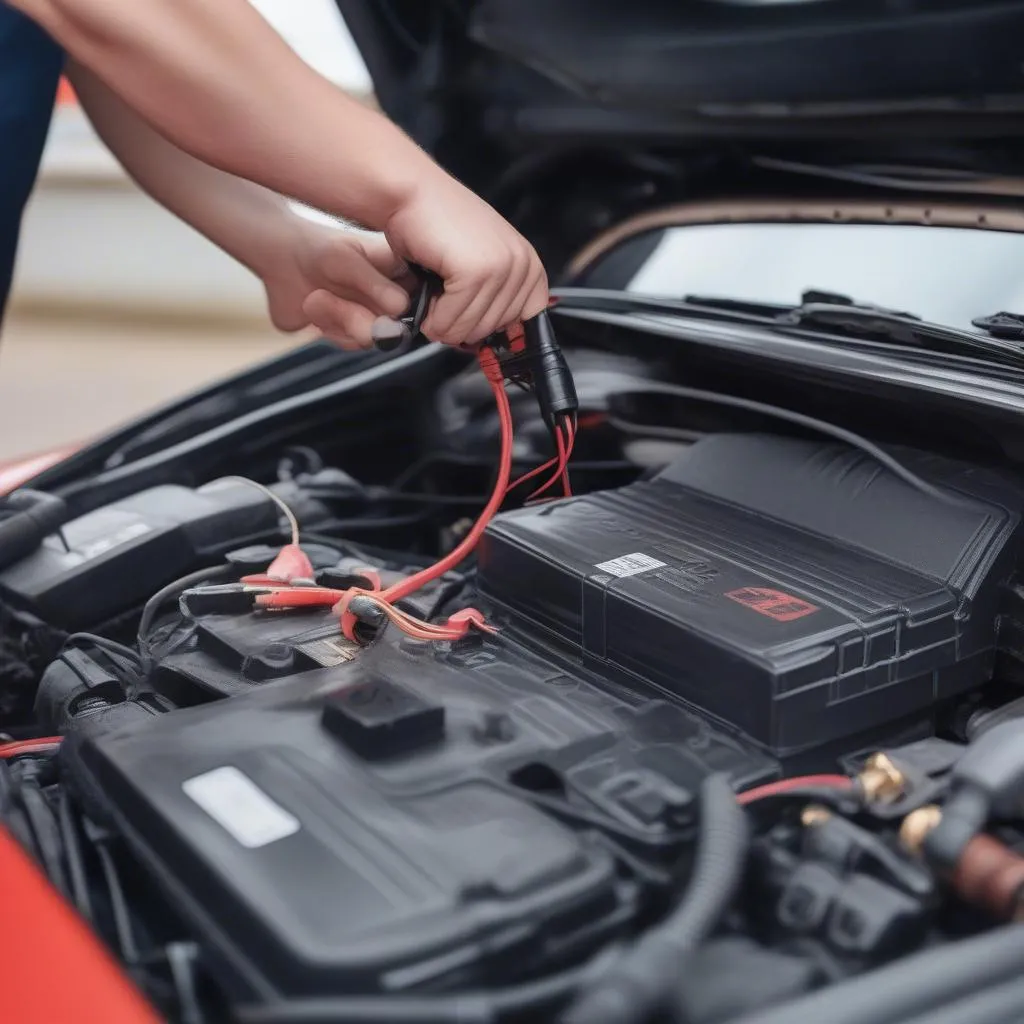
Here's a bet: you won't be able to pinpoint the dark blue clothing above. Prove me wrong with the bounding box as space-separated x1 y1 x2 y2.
0 3 63 323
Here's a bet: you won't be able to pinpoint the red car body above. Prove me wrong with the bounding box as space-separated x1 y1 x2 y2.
0 449 74 496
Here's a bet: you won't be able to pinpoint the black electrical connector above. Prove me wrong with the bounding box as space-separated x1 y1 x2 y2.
523 310 579 432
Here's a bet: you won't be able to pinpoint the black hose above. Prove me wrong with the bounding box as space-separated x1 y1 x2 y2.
233 961 593 1024
58 789 93 922
137 566 226 669
729 924 1024 1024
63 632 144 674
18 774 71 898
965 695 1024 741
95 838 140 966
559 773 749 1024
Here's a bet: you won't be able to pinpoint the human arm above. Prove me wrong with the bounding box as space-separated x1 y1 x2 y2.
68 62 409 344
11 0 548 344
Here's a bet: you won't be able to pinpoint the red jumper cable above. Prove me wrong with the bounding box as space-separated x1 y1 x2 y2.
241 275 578 645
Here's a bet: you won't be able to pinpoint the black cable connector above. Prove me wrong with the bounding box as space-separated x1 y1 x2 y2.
523 310 578 432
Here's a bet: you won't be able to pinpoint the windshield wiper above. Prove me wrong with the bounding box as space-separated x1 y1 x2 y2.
554 288 1024 368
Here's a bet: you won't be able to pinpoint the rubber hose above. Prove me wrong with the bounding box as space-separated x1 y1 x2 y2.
559 773 750 1024
729 923 1024 1024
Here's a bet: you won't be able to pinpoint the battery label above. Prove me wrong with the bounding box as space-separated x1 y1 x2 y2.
594 552 667 578
183 766 299 849
724 587 819 622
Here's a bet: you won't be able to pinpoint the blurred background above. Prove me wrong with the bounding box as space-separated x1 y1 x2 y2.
0 0 371 460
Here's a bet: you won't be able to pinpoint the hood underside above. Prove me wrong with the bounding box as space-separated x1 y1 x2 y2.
337 1 1024 145
334 0 1024 272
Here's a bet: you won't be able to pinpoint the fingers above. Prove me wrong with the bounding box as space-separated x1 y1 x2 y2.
381 180 550 345
317 239 411 319
356 233 409 283
421 269 503 344
516 251 548 319
303 289 390 351
422 241 548 346
468 245 537 343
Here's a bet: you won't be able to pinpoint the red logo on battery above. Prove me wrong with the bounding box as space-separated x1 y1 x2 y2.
724 587 819 622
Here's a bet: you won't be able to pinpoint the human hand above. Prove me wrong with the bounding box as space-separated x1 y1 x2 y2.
262 222 413 350
383 174 549 347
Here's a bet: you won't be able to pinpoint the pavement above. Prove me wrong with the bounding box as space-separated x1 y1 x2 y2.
0 314 302 460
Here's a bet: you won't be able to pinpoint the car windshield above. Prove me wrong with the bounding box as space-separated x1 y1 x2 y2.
579 222 1024 332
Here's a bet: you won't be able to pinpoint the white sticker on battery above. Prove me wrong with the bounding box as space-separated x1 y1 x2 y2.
593 552 667 578
182 766 299 849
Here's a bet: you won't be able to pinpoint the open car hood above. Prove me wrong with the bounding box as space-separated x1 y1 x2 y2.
336 1 1024 156
333 1 1024 271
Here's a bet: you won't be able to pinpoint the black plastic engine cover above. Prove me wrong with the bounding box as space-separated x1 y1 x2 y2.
0 479 319 629
478 434 1024 756
66 634 774 1005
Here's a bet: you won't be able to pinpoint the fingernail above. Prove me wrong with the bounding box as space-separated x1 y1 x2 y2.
371 316 408 351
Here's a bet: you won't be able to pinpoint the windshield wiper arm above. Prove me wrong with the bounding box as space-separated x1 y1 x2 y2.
554 288 1024 367
782 292 1024 365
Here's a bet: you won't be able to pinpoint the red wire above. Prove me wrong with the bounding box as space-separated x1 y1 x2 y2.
0 738 62 758
382 349 514 606
507 454 560 494
259 343 577 644
736 774 854 805
528 420 573 501
527 434 564 501
559 418 575 497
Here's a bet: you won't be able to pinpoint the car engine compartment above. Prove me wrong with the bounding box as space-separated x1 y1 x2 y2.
3 331 1024 1024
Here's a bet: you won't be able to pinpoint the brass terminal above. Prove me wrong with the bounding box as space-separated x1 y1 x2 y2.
900 805 943 856
858 752 906 804
801 804 832 828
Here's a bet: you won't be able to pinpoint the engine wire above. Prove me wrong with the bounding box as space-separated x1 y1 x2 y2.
0 737 62 758
737 774 854 805
370 347 515 608
58 789 94 923
138 566 226 669
246 342 579 643
219 476 300 546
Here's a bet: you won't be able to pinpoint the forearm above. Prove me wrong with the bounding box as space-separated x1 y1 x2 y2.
14 0 438 229
69 62 297 279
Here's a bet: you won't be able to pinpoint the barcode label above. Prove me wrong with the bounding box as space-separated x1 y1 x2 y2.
183 766 299 849
594 552 667 578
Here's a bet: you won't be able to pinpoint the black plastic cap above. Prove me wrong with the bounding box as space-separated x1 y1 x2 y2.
523 310 578 429
322 677 445 760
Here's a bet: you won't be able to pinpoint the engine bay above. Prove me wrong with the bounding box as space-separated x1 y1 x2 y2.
3 333 1024 1024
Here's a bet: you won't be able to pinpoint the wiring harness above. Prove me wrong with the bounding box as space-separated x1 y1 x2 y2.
183 312 578 646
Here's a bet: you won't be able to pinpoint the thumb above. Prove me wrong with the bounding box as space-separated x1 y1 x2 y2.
303 290 408 351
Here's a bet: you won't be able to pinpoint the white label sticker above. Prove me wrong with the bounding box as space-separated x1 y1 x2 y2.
182 766 299 849
593 552 667 578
